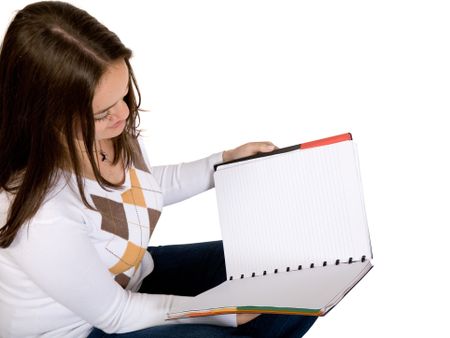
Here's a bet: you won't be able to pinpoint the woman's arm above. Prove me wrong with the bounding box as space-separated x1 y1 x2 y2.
152 152 223 206
150 141 277 206
8 206 235 333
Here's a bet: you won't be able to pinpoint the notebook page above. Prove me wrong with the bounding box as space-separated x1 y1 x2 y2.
168 260 373 318
214 141 371 280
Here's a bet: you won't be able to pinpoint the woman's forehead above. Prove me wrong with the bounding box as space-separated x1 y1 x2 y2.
92 59 129 113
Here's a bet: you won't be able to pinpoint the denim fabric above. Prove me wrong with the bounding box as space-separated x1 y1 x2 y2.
87 241 317 338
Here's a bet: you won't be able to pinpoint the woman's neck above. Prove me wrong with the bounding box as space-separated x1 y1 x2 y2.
77 139 125 185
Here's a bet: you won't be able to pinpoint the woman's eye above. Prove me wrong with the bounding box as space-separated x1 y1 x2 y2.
94 111 110 122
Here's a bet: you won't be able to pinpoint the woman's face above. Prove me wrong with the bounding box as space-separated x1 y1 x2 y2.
92 59 130 141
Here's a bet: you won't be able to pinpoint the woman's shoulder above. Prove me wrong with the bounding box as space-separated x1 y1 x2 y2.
0 172 80 224
0 172 87 249
32 172 86 223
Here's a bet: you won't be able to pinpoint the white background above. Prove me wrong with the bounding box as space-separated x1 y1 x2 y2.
1 1 449 337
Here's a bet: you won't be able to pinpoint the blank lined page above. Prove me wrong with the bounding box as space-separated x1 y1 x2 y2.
214 140 371 280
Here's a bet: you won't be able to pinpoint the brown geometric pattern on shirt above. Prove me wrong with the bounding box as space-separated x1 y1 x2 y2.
91 167 161 288
148 208 161 237
121 168 161 236
114 273 131 288
130 137 151 173
91 195 129 240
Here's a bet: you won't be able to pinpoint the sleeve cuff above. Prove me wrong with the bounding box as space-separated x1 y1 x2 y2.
172 313 237 327
209 151 224 171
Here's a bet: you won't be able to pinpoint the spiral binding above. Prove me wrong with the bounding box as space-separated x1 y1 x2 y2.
228 255 367 281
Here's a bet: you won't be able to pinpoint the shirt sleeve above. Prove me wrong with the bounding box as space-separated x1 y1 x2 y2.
136 138 224 207
152 152 224 206
8 204 236 334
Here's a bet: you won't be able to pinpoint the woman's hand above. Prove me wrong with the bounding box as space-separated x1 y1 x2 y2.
222 141 278 163
236 313 261 325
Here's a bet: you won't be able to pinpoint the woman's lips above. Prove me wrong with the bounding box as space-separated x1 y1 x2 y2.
110 119 125 129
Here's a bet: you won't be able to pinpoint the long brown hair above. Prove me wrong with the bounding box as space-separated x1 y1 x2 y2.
0 1 142 248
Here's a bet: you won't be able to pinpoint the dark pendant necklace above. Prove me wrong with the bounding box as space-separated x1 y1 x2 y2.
98 140 111 163
100 150 108 162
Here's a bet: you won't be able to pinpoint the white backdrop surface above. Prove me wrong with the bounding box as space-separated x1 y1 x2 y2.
1 1 449 337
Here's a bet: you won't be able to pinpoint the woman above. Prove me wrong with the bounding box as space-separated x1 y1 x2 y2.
0 2 317 337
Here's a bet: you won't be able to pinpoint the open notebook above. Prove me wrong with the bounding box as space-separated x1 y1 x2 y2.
167 133 373 319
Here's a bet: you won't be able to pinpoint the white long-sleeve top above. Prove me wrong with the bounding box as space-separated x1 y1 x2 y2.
0 138 236 338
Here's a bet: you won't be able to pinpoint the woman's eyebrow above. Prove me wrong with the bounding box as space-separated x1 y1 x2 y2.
94 85 129 115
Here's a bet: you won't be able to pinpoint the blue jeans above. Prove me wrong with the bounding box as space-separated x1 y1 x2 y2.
87 241 317 337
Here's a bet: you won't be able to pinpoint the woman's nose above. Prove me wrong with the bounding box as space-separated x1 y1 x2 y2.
110 100 129 121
